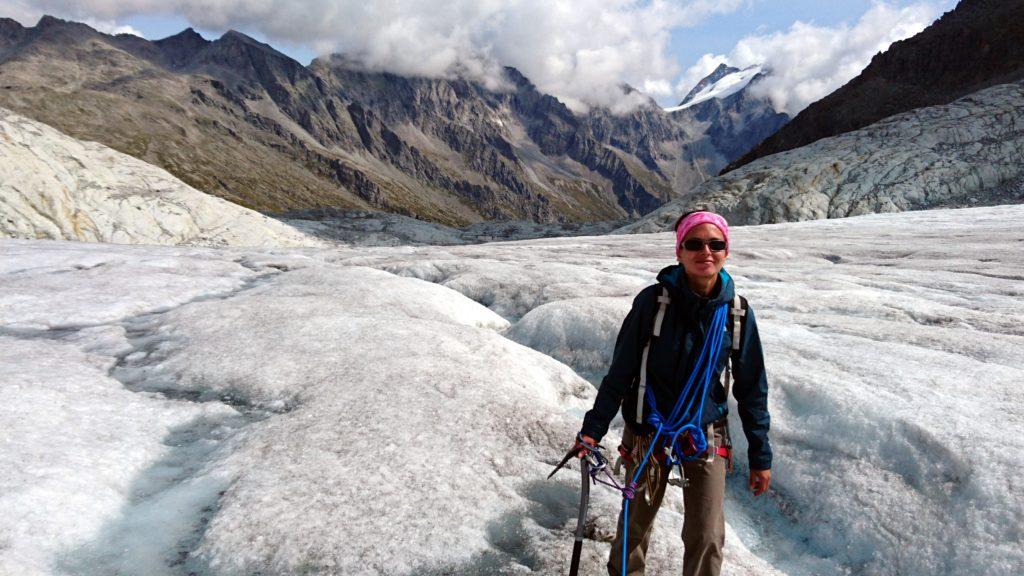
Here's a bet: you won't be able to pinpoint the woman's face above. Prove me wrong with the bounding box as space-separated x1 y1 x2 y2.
676 223 728 280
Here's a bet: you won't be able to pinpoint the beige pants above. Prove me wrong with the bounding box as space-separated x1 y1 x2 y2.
607 422 727 576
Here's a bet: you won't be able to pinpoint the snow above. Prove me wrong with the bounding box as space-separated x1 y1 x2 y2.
665 65 763 112
1 204 1022 575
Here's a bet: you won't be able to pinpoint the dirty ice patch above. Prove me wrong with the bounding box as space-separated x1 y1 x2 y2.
507 297 632 382
0 241 256 329
382 258 647 319
0 336 235 575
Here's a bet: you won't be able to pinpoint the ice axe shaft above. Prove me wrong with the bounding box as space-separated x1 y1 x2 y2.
569 456 590 576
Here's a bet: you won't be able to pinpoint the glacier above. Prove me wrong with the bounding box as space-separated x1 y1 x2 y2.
1 204 1022 576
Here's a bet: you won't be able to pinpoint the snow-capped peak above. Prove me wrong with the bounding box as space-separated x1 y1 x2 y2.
664 64 763 113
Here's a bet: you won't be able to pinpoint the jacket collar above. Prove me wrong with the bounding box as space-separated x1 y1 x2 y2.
656 264 734 312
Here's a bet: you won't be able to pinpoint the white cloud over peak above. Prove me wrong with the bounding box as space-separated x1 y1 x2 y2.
82 18 142 37
685 2 950 115
4 0 743 113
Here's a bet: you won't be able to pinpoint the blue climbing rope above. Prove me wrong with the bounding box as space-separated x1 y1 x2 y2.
619 302 729 576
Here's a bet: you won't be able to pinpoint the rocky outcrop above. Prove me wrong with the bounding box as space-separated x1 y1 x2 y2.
319 62 668 217
621 80 1024 232
724 0 1024 173
0 107 320 247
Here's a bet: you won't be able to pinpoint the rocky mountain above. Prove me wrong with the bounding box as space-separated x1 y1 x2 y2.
678 64 740 106
668 64 763 110
621 79 1024 232
666 65 789 170
0 16 786 227
724 0 1024 173
0 106 320 247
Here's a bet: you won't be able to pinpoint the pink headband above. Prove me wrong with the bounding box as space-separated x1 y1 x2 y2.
675 211 730 253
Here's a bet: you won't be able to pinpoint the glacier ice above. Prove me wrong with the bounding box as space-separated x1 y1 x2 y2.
1 204 1022 575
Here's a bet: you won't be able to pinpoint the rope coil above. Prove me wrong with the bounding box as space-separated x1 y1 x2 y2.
621 302 729 576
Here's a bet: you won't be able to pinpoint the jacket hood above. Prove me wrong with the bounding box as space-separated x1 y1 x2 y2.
656 264 735 310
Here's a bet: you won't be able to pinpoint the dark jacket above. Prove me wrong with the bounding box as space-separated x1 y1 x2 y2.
580 264 772 470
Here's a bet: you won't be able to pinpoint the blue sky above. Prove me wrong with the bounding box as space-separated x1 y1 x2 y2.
669 1 913 67
4 0 956 112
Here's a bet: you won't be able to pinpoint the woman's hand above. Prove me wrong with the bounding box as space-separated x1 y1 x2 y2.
749 469 771 496
576 435 597 458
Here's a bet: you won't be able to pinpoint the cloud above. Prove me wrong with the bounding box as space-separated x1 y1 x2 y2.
683 2 949 115
3 0 744 113
82 18 142 37
642 78 675 98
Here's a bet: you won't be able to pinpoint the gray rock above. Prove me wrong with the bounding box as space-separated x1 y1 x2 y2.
675 71 790 164
0 107 321 247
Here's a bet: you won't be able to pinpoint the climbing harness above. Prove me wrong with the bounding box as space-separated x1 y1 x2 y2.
550 281 750 575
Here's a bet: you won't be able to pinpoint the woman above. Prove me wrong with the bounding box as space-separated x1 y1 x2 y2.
577 210 772 576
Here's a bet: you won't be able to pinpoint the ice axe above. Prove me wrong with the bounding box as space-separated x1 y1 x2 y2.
549 437 605 575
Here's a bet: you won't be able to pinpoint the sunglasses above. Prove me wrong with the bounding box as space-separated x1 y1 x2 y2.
680 238 727 252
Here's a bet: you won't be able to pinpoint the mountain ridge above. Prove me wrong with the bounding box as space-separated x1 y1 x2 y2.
0 15 786 226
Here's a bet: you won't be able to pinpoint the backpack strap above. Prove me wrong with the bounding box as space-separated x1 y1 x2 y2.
636 287 671 423
721 294 747 471
724 295 747 400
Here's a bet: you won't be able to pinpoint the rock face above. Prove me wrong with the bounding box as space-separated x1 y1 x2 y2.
0 16 787 227
0 107 320 247
621 80 1024 232
725 0 1024 173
